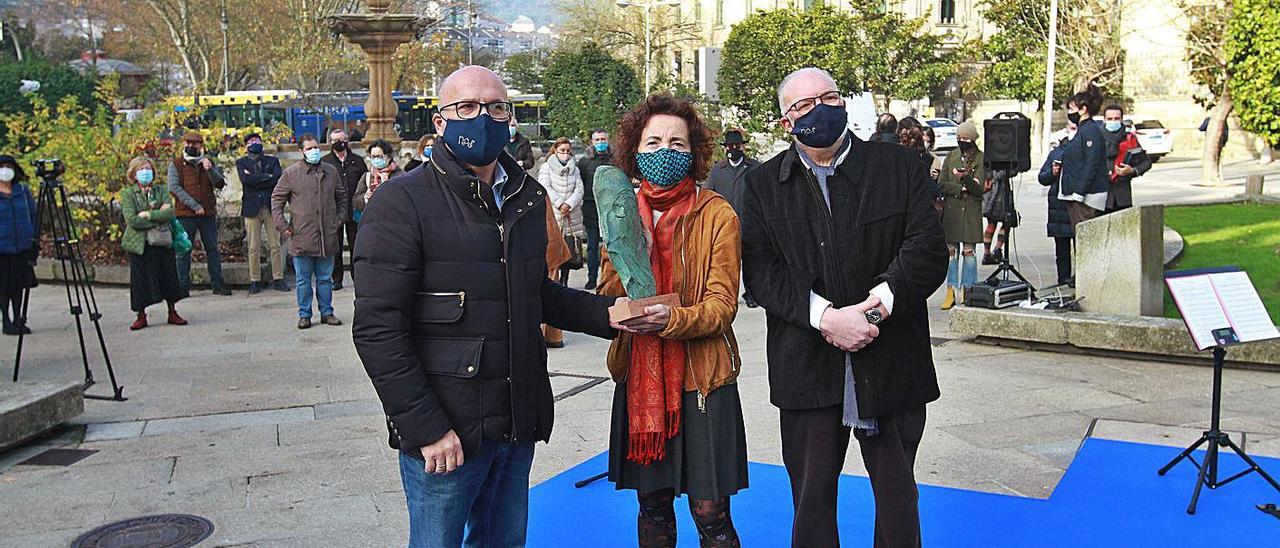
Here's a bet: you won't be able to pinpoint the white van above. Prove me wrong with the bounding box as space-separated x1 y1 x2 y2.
845 92 878 141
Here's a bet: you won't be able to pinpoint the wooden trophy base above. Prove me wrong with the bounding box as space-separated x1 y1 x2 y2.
608 293 681 323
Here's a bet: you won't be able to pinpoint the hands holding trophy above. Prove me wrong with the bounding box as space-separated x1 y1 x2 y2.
594 165 679 334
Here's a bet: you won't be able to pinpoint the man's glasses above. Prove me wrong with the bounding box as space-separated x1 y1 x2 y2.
785 91 844 117
440 100 514 122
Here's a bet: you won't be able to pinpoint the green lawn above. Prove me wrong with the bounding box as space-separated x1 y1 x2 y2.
1163 202 1280 325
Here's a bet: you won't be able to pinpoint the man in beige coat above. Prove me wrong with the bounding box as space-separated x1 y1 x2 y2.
271 133 347 329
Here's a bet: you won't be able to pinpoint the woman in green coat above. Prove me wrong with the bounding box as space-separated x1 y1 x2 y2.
936 121 985 309
121 156 187 330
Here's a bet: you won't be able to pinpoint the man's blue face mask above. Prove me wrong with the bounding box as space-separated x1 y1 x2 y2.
444 114 510 167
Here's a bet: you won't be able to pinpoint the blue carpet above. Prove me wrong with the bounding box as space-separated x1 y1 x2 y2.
528 439 1279 546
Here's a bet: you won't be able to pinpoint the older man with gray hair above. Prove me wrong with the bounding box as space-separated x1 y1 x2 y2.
740 67 948 547
352 66 655 548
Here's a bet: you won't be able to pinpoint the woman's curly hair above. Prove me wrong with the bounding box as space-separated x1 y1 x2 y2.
611 93 716 183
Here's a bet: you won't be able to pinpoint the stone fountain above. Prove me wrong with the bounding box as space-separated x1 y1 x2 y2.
328 0 433 143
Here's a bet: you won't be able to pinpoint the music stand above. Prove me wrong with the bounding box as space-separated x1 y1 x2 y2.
1158 267 1280 514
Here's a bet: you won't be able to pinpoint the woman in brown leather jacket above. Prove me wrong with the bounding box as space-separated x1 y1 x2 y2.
598 93 747 548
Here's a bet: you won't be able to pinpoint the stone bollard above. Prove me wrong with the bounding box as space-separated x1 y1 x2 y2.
1075 205 1166 317
1245 175 1265 195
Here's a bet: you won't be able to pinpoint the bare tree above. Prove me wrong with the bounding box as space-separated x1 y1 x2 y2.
137 0 215 93
1181 0 1232 185
556 0 700 83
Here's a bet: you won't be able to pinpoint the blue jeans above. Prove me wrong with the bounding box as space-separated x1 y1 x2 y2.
176 217 224 290
292 255 334 318
947 243 978 288
399 440 535 548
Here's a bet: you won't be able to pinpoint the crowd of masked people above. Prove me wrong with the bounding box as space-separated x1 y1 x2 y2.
862 89 1150 310
0 64 1150 547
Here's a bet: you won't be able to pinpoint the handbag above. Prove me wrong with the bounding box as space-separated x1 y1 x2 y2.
171 218 192 254
563 234 585 270
146 223 173 247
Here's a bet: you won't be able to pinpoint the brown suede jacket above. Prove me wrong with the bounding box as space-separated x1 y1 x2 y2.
598 188 743 396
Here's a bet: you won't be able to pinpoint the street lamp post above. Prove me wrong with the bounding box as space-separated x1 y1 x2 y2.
1043 0 1059 154
220 0 230 93
617 0 681 95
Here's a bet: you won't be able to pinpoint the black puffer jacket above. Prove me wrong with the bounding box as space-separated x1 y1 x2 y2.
352 144 616 459
1038 143 1073 238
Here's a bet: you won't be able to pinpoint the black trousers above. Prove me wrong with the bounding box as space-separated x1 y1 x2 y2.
780 404 926 548
1053 236 1074 286
333 220 358 284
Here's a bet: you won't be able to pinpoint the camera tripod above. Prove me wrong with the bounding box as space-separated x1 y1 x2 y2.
11 174 124 401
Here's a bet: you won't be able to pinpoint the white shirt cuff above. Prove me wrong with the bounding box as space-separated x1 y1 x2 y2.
870 282 895 315
809 292 832 330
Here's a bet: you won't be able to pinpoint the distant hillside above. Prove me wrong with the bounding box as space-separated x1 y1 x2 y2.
488 0 564 26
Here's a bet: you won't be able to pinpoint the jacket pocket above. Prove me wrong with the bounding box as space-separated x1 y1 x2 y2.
413 337 484 378
412 292 466 323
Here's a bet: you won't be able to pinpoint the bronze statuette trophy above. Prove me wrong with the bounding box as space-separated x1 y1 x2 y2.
593 165 680 322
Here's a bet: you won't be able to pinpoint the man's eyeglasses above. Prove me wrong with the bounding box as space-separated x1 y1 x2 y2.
440 100 514 122
785 91 844 117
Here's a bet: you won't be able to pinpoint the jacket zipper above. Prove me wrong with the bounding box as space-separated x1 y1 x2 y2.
675 205 710 414
425 291 466 307
497 172 528 442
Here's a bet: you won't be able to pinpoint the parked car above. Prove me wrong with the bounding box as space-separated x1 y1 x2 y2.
844 92 878 141
1131 118 1173 161
924 118 959 151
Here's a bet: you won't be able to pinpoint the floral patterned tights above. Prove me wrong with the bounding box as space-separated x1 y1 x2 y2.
637 489 741 548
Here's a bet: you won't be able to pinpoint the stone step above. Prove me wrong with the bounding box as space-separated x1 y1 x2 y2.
0 381 83 452
949 306 1280 367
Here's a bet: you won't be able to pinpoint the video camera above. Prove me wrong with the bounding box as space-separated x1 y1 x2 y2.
31 158 65 180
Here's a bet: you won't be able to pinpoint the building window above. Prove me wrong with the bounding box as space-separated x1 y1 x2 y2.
694 0 701 20
803 0 822 9
940 0 956 24
715 0 723 25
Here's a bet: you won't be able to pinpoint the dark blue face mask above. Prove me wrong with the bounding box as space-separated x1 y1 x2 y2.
443 114 510 167
789 103 848 149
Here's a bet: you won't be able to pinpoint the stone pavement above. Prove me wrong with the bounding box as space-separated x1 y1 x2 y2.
0 157 1278 547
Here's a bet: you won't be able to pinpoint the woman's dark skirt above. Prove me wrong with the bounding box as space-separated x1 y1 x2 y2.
608 382 749 500
129 244 183 312
0 248 38 298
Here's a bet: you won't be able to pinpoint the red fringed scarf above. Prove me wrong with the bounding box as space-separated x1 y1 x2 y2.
627 176 696 465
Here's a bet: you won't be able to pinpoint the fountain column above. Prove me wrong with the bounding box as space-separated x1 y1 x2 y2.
328 0 431 143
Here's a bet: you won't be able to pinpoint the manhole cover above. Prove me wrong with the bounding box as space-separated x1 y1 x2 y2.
71 514 214 548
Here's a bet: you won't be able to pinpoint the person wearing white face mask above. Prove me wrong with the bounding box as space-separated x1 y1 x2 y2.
536 137 586 348
505 117 535 169
1100 104 1152 213
272 133 346 330
121 156 188 330
0 155 37 335
404 134 435 172
353 139 402 214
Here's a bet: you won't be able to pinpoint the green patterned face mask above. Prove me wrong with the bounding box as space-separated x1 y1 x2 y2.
635 148 693 187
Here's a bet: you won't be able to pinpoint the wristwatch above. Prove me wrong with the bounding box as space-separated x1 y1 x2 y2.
865 308 884 325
